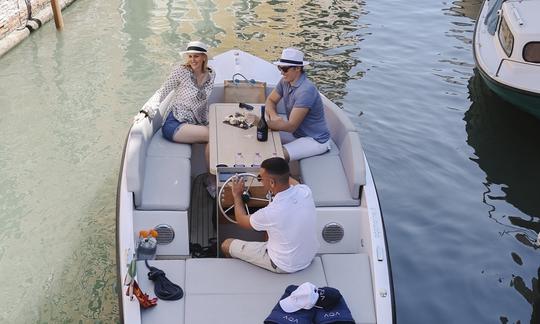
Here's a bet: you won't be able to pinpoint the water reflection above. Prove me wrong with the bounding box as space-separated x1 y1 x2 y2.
465 68 540 219
446 0 483 20
120 0 366 104
509 267 540 324
465 68 540 321
290 0 366 102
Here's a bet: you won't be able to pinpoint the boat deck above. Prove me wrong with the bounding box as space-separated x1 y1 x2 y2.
137 254 376 324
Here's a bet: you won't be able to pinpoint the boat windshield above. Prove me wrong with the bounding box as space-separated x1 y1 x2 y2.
484 0 505 35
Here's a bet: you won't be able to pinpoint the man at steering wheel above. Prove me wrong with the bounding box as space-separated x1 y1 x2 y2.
220 157 319 273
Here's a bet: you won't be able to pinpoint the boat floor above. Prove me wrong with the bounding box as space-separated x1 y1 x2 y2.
188 173 216 253
188 173 266 257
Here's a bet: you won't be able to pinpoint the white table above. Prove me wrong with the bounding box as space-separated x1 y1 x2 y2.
208 103 283 175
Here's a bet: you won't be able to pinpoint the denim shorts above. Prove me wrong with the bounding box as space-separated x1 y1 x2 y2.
162 112 186 142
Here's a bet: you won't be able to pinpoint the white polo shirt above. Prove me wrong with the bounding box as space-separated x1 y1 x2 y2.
249 184 319 273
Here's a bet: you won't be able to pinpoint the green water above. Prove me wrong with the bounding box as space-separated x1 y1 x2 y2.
0 0 363 322
2 0 539 322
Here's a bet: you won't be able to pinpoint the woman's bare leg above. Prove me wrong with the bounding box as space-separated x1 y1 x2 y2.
173 124 209 143
174 124 216 195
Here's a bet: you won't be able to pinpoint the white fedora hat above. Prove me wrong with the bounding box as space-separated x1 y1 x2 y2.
273 48 310 66
180 41 210 56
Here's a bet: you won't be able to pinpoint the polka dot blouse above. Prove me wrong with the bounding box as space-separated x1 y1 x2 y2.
158 64 216 126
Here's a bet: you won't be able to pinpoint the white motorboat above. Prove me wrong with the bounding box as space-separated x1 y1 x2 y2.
473 0 540 118
116 50 395 323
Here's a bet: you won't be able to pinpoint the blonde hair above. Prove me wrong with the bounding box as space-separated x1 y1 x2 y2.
183 53 208 73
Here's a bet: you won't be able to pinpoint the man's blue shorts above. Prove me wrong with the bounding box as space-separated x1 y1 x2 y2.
162 112 185 142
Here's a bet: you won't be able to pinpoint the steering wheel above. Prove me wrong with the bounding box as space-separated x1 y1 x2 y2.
218 173 272 223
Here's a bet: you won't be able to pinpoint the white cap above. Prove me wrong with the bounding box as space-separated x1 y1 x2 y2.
279 282 318 313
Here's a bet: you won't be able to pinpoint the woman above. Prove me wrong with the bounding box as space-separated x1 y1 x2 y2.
159 40 215 144
157 41 217 196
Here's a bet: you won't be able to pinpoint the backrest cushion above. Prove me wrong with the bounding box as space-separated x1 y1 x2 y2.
152 92 175 134
338 132 366 199
126 118 153 207
321 95 356 146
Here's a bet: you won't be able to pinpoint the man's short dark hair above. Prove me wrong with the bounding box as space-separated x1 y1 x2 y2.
261 157 289 184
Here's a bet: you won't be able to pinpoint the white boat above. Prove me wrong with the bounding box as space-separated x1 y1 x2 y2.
473 0 540 118
116 50 395 324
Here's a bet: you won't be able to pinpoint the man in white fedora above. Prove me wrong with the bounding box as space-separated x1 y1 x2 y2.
264 48 330 161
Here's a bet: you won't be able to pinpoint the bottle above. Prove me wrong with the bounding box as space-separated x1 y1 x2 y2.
252 152 262 167
234 152 245 167
257 105 268 142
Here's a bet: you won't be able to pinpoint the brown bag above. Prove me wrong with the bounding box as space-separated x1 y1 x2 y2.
223 74 266 103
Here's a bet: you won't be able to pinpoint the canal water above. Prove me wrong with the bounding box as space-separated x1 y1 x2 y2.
0 0 538 322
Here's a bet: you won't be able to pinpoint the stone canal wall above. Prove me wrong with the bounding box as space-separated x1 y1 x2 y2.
0 0 77 57
1 0 51 39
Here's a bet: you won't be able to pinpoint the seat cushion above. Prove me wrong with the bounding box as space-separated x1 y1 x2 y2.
184 257 327 324
300 155 360 207
339 132 366 198
322 254 376 324
126 118 154 207
185 257 326 294
147 131 192 158
322 96 356 147
317 138 339 156
137 260 185 324
140 156 191 210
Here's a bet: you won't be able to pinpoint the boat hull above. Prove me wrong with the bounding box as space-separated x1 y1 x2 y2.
472 0 540 119
477 66 540 119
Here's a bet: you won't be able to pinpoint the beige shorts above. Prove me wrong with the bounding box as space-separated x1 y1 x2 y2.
229 240 287 273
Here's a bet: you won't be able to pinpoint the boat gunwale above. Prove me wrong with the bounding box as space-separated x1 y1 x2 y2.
116 125 133 324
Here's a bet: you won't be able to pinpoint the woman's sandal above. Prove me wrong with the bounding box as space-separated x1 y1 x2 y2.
127 280 158 308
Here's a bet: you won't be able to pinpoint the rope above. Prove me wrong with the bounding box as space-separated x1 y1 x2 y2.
144 260 184 301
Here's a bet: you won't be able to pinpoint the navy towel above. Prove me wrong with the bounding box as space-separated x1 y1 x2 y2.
314 295 355 324
265 285 314 324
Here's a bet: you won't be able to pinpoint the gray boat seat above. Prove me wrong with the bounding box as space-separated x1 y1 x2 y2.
322 254 376 324
299 98 365 207
184 257 327 324
147 131 192 158
301 131 365 207
322 96 356 150
126 112 191 211
137 260 186 324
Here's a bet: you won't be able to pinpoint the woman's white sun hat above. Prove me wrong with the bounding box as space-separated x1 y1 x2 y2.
273 48 310 66
180 41 210 57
